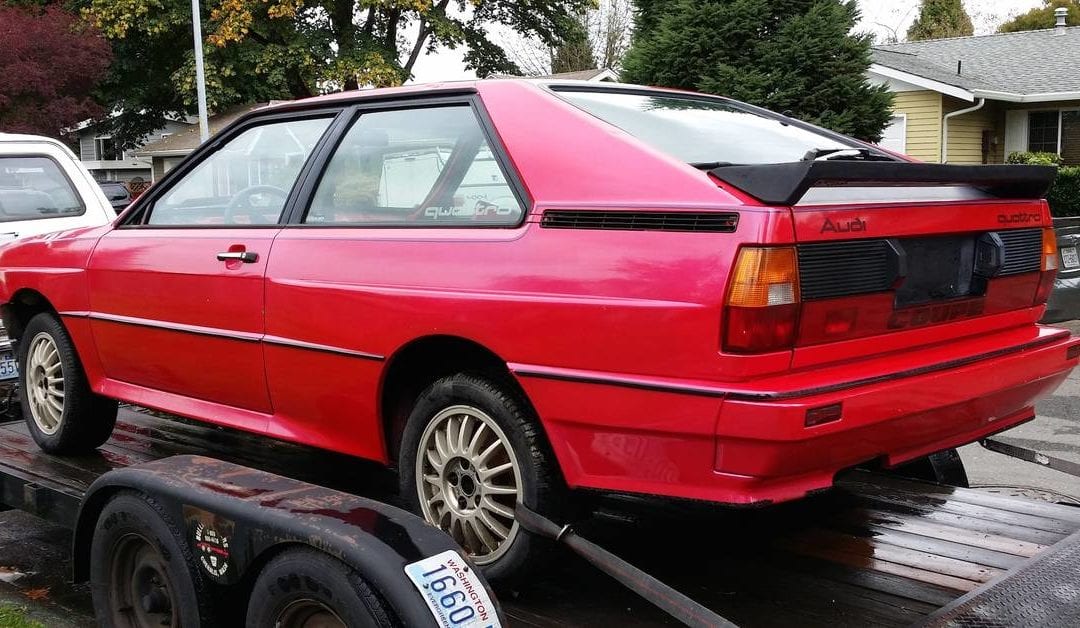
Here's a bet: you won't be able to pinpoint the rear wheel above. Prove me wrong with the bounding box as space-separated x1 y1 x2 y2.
245 548 392 628
17 312 117 453
398 373 564 582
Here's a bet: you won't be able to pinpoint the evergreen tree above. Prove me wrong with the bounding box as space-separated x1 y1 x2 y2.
621 0 893 142
999 0 1080 33
551 14 598 73
907 0 974 41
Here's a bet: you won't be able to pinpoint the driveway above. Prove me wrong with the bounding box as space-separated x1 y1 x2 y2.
958 318 1080 503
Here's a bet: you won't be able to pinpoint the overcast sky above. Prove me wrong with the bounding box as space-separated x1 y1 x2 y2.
408 0 1048 84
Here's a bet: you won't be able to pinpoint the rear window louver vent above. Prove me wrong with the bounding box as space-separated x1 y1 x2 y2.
541 210 738 233
798 240 897 300
996 228 1042 276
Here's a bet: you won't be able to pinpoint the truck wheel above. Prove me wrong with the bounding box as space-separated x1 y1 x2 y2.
90 492 211 628
398 372 563 582
18 312 117 454
245 548 392 628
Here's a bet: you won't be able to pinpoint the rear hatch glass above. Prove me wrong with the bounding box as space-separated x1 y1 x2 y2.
555 89 858 165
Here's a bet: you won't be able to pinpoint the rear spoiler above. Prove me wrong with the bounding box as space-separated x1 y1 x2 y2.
709 161 1058 206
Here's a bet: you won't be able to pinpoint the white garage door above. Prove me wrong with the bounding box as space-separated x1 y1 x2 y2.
879 114 907 155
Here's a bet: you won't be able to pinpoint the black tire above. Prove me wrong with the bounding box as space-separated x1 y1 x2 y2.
398 372 565 583
245 548 393 628
90 492 212 628
17 312 117 453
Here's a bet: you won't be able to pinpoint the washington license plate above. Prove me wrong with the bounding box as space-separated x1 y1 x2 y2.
404 550 500 628
0 351 16 381
1062 246 1079 269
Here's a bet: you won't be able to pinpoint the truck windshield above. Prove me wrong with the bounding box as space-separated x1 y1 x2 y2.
556 89 857 166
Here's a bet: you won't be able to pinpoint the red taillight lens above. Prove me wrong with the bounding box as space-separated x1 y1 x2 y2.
723 247 800 353
1035 227 1058 305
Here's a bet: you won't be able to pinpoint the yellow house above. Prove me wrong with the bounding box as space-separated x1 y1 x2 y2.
866 14 1080 165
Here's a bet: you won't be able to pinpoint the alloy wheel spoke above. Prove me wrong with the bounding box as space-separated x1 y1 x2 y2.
481 481 517 496
477 509 510 540
479 461 513 482
480 496 515 520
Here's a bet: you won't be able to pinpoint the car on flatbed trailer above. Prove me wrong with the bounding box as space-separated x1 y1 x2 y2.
0 80 1078 581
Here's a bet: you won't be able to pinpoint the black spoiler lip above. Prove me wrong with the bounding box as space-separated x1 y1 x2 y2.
709 161 1058 206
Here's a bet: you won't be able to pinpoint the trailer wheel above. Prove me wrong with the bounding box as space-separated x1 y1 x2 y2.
90 493 210 628
245 548 392 628
399 372 563 582
18 312 117 454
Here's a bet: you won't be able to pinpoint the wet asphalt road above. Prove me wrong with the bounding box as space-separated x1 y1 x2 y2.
0 322 1076 625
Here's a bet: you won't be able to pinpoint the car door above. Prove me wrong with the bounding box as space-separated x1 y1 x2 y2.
87 114 335 431
264 101 527 459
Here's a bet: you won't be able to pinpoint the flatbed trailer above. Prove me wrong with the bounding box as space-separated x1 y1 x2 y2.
0 406 1078 627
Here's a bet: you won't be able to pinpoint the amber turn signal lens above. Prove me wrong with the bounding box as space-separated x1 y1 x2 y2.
727 247 800 307
1042 227 1059 272
1035 228 1059 305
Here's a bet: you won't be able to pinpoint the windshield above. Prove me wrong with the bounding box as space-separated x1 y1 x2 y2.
0 156 85 222
556 90 855 165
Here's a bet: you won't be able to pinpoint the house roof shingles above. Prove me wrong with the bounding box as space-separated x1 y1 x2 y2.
136 103 270 157
873 25 1080 96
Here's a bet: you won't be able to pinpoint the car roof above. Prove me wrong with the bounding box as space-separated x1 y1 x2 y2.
0 133 71 150
281 78 701 109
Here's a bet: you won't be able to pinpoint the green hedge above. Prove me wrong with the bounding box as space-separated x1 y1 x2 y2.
1007 152 1080 217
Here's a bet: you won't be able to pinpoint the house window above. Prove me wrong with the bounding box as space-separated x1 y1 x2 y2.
1027 111 1060 154
95 137 121 161
1062 111 1080 165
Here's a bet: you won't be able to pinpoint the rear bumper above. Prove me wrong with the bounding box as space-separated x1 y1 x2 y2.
515 326 1079 505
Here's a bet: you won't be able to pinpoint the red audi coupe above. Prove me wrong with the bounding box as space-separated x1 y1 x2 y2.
1 80 1076 579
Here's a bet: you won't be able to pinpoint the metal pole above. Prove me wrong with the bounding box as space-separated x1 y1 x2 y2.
191 0 210 143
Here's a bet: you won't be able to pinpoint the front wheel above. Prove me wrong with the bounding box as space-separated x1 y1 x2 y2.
17 312 117 453
398 373 564 582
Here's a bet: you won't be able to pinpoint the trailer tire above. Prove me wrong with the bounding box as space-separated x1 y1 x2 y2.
399 372 563 583
245 547 393 628
90 492 211 628
18 312 117 454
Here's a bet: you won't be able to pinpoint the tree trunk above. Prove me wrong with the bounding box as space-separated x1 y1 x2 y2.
332 0 359 91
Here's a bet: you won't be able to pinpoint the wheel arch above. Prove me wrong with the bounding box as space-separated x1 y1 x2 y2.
1 288 58 342
379 335 539 465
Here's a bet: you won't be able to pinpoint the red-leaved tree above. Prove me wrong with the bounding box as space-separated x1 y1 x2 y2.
0 5 111 138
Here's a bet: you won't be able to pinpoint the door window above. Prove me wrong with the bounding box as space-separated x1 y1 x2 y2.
305 106 523 226
146 117 331 226
0 156 85 222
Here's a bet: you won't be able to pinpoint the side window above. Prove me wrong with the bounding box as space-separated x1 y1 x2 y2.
146 117 331 226
0 156 85 222
305 105 523 226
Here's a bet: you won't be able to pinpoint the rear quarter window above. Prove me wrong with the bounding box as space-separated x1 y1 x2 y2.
555 89 854 166
0 156 86 223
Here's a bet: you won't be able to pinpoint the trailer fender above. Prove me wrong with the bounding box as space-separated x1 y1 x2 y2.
72 455 503 627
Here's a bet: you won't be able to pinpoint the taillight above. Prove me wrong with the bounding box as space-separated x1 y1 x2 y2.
723 247 800 353
1035 227 1058 305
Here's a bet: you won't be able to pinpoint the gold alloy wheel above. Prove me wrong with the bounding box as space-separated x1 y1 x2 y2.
25 331 64 435
415 405 523 565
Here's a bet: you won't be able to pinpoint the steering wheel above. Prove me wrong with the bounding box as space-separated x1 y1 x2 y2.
223 185 289 225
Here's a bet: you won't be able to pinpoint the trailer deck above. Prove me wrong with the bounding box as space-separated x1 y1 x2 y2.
0 407 1078 627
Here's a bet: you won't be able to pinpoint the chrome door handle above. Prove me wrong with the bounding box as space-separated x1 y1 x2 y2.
216 251 259 263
